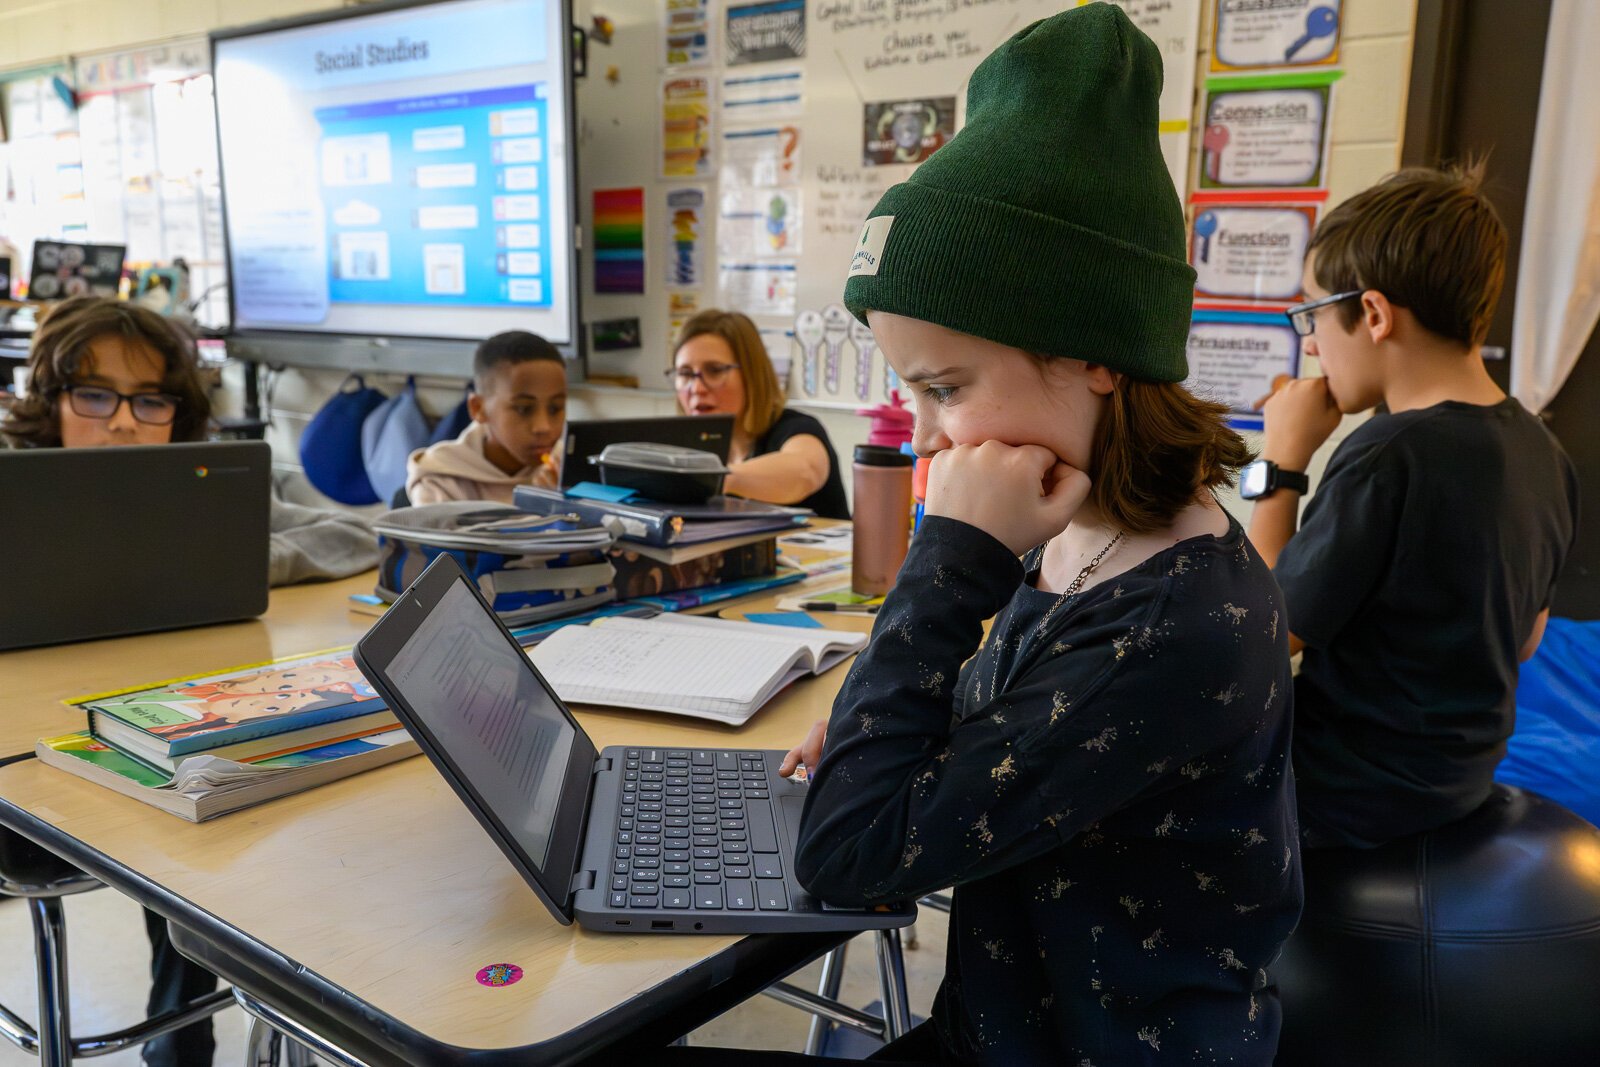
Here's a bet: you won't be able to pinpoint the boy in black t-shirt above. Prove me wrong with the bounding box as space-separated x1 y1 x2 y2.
1247 165 1579 849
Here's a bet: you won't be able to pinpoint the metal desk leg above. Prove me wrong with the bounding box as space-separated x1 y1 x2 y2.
803 945 848 1055
874 928 912 1042
234 990 371 1067
30 897 70 1067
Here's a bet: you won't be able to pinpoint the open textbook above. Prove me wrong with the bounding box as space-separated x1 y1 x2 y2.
528 614 867 725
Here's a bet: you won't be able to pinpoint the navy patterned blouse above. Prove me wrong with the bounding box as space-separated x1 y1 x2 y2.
795 515 1303 1065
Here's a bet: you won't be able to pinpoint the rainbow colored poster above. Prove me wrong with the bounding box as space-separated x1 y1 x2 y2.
593 187 645 294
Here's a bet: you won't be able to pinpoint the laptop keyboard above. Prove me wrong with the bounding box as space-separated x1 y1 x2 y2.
609 748 790 912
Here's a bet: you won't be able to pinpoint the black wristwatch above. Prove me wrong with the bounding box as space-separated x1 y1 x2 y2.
1239 459 1309 500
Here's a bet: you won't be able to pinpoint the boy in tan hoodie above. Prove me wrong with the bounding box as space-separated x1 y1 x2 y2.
406 330 567 504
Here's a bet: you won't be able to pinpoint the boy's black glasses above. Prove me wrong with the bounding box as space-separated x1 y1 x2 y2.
60 385 182 425
1285 290 1363 337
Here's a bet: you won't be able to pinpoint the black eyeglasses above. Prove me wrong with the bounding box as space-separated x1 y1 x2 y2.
665 363 739 390
60 385 182 426
1285 290 1364 337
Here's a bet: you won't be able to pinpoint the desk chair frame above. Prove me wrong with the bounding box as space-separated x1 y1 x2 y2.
0 861 234 1066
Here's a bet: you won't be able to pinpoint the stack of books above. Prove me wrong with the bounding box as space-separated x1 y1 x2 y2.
513 486 811 604
39 650 417 821
372 502 620 625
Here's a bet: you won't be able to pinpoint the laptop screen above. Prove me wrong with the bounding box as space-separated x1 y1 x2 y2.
383 578 576 868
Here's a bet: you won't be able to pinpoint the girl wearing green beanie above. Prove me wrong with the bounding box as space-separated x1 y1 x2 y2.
734 6 1298 1065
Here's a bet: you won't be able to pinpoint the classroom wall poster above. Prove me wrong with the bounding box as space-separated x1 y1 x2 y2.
721 125 801 188
664 0 713 68
863 97 956 167
1200 77 1335 189
664 186 707 288
718 187 802 259
1212 0 1342 71
593 187 645 294
726 0 807 66
662 75 715 179
1190 201 1318 303
1185 310 1302 428
719 261 797 317
720 66 804 122
668 291 700 356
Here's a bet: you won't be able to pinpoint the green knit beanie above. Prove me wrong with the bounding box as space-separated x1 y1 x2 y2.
843 3 1195 382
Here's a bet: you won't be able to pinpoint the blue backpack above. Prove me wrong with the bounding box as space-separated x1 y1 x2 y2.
300 374 387 505
361 377 432 503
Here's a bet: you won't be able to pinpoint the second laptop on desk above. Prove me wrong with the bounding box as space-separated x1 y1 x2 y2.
355 554 911 935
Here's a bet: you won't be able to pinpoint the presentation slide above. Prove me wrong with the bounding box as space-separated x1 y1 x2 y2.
214 0 575 343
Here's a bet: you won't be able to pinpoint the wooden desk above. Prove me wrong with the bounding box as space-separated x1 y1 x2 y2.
0 568 870 1064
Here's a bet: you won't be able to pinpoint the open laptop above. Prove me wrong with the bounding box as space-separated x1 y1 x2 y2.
353 553 913 934
561 415 735 490
0 442 271 651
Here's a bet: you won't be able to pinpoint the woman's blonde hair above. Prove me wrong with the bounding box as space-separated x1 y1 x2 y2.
673 309 786 438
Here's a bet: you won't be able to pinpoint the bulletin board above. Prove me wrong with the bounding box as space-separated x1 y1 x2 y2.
0 37 228 327
576 0 1203 406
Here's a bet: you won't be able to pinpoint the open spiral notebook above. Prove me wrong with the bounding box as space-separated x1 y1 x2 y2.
527 614 867 724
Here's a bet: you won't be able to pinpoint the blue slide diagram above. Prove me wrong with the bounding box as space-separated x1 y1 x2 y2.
315 84 551 308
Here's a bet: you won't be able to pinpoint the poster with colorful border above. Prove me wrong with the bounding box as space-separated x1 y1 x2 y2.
1211 0 1342 72
1189 195 1320 304
662 75 715 180
1199 72 1340 190
1185 309 1302 429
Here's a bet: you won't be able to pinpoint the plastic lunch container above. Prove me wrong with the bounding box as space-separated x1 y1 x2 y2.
593 442 730 503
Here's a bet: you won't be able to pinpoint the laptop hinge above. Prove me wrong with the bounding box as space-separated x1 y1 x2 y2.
593 756 613 776
570 869 596 894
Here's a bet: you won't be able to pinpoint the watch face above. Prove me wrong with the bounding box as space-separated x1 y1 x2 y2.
1240 461 1270 500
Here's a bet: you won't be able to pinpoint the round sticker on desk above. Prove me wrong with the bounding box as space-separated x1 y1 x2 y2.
476 963 523 987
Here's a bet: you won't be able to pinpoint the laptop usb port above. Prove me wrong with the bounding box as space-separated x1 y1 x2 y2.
652 920 673 930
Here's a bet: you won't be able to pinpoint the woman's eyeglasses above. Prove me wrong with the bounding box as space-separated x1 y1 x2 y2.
665 363 739 390
1285 290 1364 337
61 385 182 426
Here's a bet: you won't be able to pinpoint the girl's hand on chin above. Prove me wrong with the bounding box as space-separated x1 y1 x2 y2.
925 441 1091 555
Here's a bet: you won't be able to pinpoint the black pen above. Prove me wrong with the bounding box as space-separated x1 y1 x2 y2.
797 601 880 614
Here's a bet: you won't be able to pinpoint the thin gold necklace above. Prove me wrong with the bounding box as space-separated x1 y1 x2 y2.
1035 530 1124 635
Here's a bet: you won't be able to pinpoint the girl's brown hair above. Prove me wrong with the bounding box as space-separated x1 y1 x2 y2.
1 296 211 448
673 309 786 439
1086 377 1254 534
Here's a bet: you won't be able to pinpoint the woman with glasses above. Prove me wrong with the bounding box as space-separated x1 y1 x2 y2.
0 296 380 1067
671 309 850 518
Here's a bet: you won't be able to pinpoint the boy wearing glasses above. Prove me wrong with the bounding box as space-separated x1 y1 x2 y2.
1246 165 1579 849
406 329 567 504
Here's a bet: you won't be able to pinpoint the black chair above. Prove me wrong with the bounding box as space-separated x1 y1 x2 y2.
0 828 234 1066
1275 785 1600 1066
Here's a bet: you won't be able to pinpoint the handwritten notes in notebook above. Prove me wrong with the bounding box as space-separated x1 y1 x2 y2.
528 614 866 725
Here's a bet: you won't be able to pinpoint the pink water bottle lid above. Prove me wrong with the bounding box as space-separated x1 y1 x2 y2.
856 390 914 449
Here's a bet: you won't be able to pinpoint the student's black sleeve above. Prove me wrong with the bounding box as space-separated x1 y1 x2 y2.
793 517 1228 907
1272 440 1403 649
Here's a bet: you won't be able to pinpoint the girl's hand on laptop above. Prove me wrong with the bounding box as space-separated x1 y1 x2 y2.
926 441 1091 555
779 719 827 779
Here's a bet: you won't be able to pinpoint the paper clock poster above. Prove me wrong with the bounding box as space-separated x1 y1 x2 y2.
1200 83 1332 189
1212 0 1342 71
664 187 706 288
1185 310 1302 427
1190 203 1317 303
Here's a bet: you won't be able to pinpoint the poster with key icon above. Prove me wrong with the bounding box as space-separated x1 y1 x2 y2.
1211 0 1342 71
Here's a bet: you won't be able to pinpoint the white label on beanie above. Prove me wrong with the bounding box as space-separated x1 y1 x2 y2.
849 215 894 277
